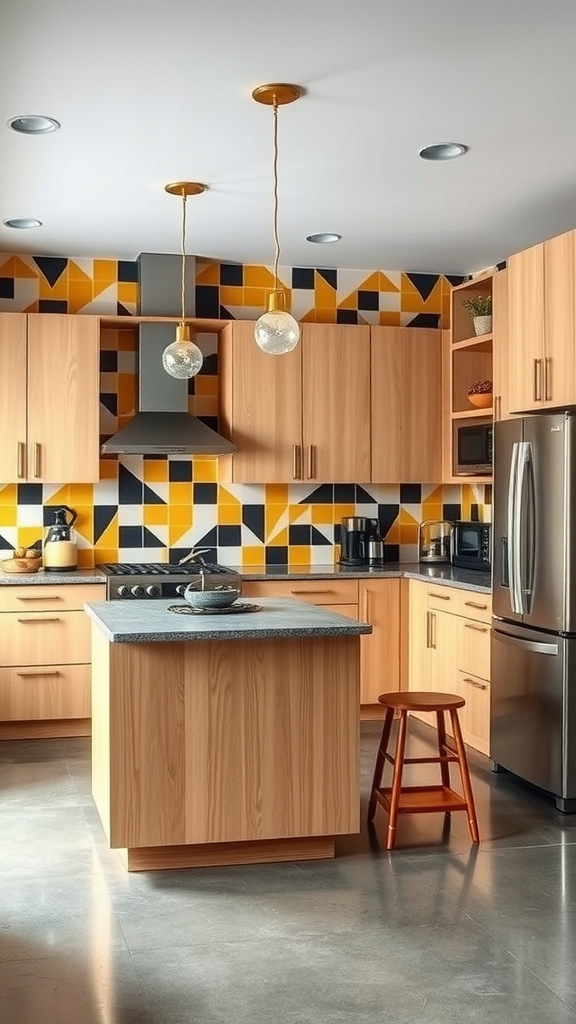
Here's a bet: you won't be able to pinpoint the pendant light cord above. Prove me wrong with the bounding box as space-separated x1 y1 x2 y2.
272 100 280 291
180 191 188 322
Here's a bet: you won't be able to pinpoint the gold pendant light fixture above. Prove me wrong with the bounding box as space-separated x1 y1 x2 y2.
162 181 207 379
252 83 302 355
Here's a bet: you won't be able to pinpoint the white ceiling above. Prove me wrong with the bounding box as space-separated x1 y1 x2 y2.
2 0 576 275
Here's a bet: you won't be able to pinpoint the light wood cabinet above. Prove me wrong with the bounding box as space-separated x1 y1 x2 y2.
0 313 100 483
492 268 511 421
0 583 105 737
371 328 442 482
508 230 576 413
219 321 371 483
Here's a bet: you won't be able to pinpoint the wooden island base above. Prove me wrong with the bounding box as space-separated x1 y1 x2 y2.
119 836 335 872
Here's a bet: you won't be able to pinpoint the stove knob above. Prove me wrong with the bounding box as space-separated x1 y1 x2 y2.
146 584 161 598
117 585 130 598
131 585 145 598
176 585 187 596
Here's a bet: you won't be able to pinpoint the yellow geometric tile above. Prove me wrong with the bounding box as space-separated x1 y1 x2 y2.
23 301 39 313
265 505 287 537
400 523 419 545
0 485 18 506
118 375 137 418
169 505 193 528
169 524 189 547
311 505 334 525
399 507 419 526
68 261 92 283
268 527 288 546
0 505 16 526
192 457 217 482
77 549 94 568
378 273 401 293
265 484 288 504
385 519 401 544
100 328 119 352
196 261 220 286
220 286 243 306
68 280 93 313
94 259 116 284
288 504 310 524
312 308 336 323
194 376 218 397
74 505 94 545
118 282 137 305
218 486 241 507
244 265 275 288
169 482 192 505
301 309 317 323
39 274 68 300
422 485 444 504
314 273 336 308
334 503 355 520
189 396 218 418
45 485 70 508
68 484 94 506
288 545 311 565
242 546 266 566
0 257 15 276
143 460 168 483
18 527 44 549
99 459 118 480
144 505 168 526
243 287 267 307
337 291 358 311
118 330 137 352
218 504 241 525
421 503 443 523
358 272 380 291
93 547 119 564
13 257 38 279
96 519 118 549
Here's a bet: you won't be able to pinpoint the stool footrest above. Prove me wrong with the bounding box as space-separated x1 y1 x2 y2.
374 785 468 815
384 753 458 767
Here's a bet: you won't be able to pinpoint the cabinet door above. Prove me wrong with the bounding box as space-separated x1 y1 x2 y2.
302 324 371 483
218 321 302 483
27 315 100 483
0 313 27 482
428 609 459 694
408 580 430 693
492 269 511 422
543 230 576 408
507 244 545 413
358 579 400 704
457 671 490 755
370 327 401 481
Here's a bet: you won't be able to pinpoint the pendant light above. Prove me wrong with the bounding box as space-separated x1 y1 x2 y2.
252 83 302 355
162 181 207 379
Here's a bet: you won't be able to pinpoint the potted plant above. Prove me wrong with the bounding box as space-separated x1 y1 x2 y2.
462 294 492 336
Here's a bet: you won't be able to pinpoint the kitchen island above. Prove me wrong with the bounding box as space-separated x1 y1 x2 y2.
85 597 371 871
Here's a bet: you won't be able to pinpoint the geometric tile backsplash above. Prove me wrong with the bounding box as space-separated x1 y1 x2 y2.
0 252 486 566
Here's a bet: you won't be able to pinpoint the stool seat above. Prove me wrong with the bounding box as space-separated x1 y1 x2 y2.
378 691 465 712
368 690 479 850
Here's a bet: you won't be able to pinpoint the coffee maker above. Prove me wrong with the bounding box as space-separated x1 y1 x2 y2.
339 517 383 566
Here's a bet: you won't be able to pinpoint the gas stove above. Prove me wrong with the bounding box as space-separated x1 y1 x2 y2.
97 561 235 600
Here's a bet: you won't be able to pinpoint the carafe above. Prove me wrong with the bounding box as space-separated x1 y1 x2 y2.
44 506 78 572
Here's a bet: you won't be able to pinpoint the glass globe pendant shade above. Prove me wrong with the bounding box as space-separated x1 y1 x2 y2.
162 324 203 379
254 290 300 355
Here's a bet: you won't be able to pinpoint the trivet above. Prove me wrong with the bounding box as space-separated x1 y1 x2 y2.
167 603 263 616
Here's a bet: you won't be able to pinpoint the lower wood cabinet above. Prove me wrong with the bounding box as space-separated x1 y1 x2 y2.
241 577 401 709
0 582 105 738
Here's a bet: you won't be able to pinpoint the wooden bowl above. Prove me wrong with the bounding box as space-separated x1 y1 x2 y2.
0 557 43 574
468 392 492 409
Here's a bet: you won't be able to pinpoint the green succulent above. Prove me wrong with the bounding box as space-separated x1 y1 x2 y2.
462 294 492 317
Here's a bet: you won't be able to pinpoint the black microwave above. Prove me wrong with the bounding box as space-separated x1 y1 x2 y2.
455 422 493 476
452 522 491 571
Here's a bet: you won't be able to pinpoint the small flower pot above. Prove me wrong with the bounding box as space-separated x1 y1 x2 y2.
473 315 492 336
468 392 492 409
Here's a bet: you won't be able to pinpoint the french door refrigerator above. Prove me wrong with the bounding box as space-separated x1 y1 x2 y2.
492 412 576 812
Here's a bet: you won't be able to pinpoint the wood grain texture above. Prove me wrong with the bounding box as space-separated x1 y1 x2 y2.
91 625 112 843
242 579 359 604
492 269 510 420
0 663 90 720
457 671 490 755
359 578 400 703
303 324 371 482
27 314 100 482
0 313 27 483
122 836 335 872
0 583 105 612
370 327 401 481
458 619 490 680
100 635 360 851
218 321 302 483
0 718 90 740
543 230 576 408
0 609 91 667
508 244 545 412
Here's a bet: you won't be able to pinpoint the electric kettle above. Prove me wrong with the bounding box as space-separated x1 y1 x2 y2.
44 506 78 572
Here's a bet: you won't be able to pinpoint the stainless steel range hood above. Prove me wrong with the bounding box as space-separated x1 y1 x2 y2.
101 253 236 457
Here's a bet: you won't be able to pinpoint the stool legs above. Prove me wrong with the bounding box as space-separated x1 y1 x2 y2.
450 709 480 844
386 709 408 851
367 707 394 822
436 710 451 792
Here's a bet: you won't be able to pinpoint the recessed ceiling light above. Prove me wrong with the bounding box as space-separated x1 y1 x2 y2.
306 232 342 244
3 218 43 229
419 143 468 161
8 115 60 135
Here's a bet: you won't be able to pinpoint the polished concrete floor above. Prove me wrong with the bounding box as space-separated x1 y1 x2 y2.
3 722 576 1023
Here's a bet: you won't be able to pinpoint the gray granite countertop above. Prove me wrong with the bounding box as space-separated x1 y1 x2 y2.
226 562 492 595
84 596 373 644
0 567 107 585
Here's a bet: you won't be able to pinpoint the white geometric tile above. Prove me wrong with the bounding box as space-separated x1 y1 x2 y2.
357 310 380 326
118 455 144 480
266 510 289 544
77 283 118 315
365 484 400 504
217 546 242 567
0 528 18 551
399 543 419 563
117 351 138 374
336 270 375 300
93 478 119 505
17 505 43 527
310 545 336 565
241 524 265 547
0 278 38 313
224 483 265 504
118 505 143 526
379 291 401 312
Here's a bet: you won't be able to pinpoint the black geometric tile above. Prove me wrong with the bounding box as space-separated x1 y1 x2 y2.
33 256 68 288
118 260 139 283
311 526 332 546
119 464 143 504
169 461 193 482
100 350 118 372
470 503 480 522
242 505 265 542
485 484 493 504
219 305 234 320
0 277 14 299
400 484 421 504
100 391 117 416
317 268 337 290
334 484 355 503
265 546 288 565
119 526 143 547
94 506 117 543
405 312 440 329
143 484 166 505
117 302 133 316
39 299 67 313
218 525 241 547
378 504 400 539
443 503 461 522
337 309 358 324
143 527 163 547
384 544 399 563
195 527 218 548
406 272 439 302
17 484 42 505
193 483 217 505
445 274 465 287
356 485 376 504
144 454 168 461
198 416 219 432
199 353 218 375
220 263 243 286
305 484 333 504
195 285 219 319
289 524 311 545
357 290 378 311
292 267 314 289
0 533 13 550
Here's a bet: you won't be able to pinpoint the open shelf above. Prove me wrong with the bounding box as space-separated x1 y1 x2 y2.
452 408 493 419
452 333 492 351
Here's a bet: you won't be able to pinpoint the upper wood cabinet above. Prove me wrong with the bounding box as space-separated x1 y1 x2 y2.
0 313 100 483
508 230 576 412
492 268 511 421
371 327 442 482
219 321 371 483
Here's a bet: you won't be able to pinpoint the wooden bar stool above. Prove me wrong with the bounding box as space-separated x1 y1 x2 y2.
367 691 479 851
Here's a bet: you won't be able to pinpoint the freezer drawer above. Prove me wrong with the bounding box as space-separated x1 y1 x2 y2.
491 620 576 805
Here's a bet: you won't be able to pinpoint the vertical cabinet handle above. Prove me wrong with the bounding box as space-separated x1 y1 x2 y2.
307 444 315 480
545 357 552 401
426 610 431 648
292 444 299 480
431 611 437 649
534 359 543 402
17 442 26 479
34 443 41 478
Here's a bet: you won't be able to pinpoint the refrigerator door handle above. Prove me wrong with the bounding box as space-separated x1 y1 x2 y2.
507 441 522 614
516 441 534 615
492 627 558 657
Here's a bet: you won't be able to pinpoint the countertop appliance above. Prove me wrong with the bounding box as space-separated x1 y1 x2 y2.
44 505 78 572
492 412 576 812
452 521 491 571
97 557 241 600
418 520 452 564
339 517 381 566
455 421 493 476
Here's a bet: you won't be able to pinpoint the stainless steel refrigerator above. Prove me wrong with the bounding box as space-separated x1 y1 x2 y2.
492 412 576 812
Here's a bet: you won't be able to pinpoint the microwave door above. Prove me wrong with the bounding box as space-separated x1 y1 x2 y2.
493 418 523 622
